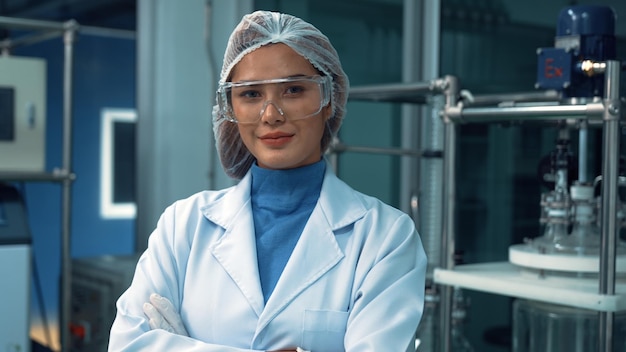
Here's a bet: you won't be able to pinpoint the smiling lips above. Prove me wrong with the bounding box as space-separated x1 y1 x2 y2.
259 132 294 147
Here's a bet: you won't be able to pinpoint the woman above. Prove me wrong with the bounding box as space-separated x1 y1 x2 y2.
109 10 426 352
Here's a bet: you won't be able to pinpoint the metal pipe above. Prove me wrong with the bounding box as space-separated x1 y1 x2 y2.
135 0 157 254
60 20 77 352
421 94 445 276
598 60 621 352
349 81 433 98
449 102 605 123
0 15 136 38
78 25 136 40
462 90 561 106
0 30 63 51
0 16 135 51
419 0 444 296
578 122 588 183
0 170 75 182
205 0 218 190
439 75 459 352
331 143 421 157
400 0 422 226
348 79 447 103
0 15 65 30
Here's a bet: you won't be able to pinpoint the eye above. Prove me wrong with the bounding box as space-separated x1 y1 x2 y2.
284 84 306 96
235 88 262 100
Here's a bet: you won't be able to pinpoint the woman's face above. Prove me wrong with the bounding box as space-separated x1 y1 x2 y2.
229 43 331 170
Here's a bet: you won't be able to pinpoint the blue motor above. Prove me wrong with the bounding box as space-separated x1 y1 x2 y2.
536 5 617 98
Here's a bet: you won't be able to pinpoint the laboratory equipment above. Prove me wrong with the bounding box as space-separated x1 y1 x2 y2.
70 254 140 352
0 183 32 352
554 182 625 257
535 5 617 98
0 55 46 172
513 300 626 352
508 4 626 351
433 4 624 351
509 148 626 273
509 1 626 275
509 149 626 350
450 287 474 352
521 135 574 256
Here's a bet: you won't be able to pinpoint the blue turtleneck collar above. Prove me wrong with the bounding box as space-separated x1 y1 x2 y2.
250 159 326 302
251 159 326 208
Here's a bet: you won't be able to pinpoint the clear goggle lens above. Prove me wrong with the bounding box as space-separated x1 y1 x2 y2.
217 75 331 124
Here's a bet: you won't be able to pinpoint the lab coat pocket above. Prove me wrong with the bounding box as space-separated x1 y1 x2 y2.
301 309 348 352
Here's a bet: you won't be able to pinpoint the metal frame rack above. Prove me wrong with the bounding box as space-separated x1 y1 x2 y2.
348 59 622 352
0 16 133 352
347 78 449 351
434 60 623 352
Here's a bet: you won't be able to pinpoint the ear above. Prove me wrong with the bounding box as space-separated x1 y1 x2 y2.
322 103 332 121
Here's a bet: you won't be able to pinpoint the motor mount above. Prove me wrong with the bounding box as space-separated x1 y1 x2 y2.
535 5 617 98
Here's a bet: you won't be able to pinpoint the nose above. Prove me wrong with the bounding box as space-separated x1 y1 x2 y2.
259 100 285 124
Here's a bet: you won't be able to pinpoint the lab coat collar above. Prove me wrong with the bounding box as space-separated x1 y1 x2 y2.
202 162 367 327
202 162 366 233
317 163 368 231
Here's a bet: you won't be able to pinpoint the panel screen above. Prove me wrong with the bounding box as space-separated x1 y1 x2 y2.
0 87 14 141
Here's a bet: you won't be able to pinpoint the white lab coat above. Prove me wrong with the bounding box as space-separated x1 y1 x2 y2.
108 166 427 351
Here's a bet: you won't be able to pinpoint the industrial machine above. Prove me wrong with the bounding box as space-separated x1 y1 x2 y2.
430 4 625 352
535 5 617 99
508 5 626 351
70 254 140 352
0 55 46 172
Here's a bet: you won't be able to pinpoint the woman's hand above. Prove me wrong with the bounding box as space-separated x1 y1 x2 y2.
143 293 189 336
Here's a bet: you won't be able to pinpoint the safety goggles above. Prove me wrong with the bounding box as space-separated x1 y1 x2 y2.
217 75 331 124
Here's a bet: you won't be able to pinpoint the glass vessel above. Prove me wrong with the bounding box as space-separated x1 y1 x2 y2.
513 299 626 352
451 288 474 352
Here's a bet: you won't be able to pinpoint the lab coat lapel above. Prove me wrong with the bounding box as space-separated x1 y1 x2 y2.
258 205 343 329
207 174 265 317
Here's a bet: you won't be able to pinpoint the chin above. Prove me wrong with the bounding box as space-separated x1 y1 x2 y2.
257 156 307 170
255 149 321 170
256 157 295 170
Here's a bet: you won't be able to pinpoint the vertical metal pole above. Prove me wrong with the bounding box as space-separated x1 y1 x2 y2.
400 0 422 220
578 122 588 183
136 0 156 254
598 60 620 352
60 20 77 352
401 2 443 348
418 0 443 266
439 75 458 352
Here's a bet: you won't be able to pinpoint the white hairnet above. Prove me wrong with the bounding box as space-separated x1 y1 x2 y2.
213 10 349 179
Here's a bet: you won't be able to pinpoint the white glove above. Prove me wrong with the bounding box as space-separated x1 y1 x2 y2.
143 293 189 336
